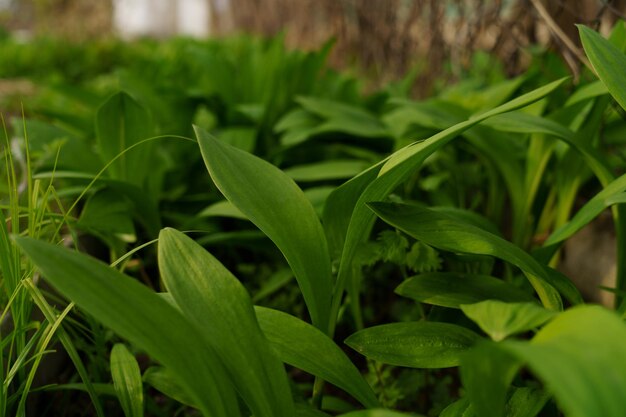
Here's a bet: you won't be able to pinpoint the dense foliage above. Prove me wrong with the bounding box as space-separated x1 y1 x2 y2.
1 22 626 417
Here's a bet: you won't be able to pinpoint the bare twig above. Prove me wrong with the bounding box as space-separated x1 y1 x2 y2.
530 0 594 76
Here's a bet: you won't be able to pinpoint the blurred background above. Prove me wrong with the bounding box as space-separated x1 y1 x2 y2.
0 0 625 95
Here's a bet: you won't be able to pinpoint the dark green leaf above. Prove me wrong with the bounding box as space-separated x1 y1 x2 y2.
196 126 333 329
345 322 481 368
159 228 294 417
396 273 535 308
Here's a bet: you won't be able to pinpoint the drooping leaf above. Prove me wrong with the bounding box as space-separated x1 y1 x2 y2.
369 202 582 308
143 367 197 408
14 237 240 417
460 301 557 341
254 306 379 408
158 228 294 417
325 79 567 333
111 344 143 417
579 24 626 111
396 273 535 308
345 322 482 368
195 126 332 329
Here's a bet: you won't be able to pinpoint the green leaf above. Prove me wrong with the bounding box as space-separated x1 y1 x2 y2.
503 306 626 417
460 301 557 341
345 322 481 368
198 200 247 220
439 397 473 417
78 189 136 243
158 228 294 417
96 92 154 185
111 344 143 417
14 237 240 417
254 306 379 408
143 366 197 408
579 25 626 111
297 97 389 138
284 160 370 182
195 126 332 329
544 172 626 246
396 273 535 308
339 410 422 417
369 202 582 308
326 79 567 334
460 341 521 417
505 387 550 417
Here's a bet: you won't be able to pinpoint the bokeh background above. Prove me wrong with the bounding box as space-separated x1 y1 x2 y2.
1 0 625 95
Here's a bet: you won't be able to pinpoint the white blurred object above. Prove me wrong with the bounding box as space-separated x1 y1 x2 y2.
113 0 211 38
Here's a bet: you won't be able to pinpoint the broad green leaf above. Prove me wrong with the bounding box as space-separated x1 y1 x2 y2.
296 404 333 417
460 301 557 341
505 388 550 417
14 237 239 417
159 228 294 417
111 344 143 417
339 410 421 417
579 25 626 111
440 398 473 417
195 126 332 329
438 388 548 417
254 306 379 408
396 273 535 308
503 306 626 417
284 160 370 182
143 367 197 408
369 202 582 308
460 341 521 417
96 92 154 185
297 97 389 138
198 200 247 220
565 81 608 106
327 79 567 333
78 189 136 243
345 322 481 368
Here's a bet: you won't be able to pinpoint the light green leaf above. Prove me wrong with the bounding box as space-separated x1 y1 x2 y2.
198 200 247 220
503 306 626 417
96 92 154 185
345 322 481 368
143 366 197 408
369 202 582 308
158 228 294 417
254 306 379 408
579 25 626 111
195 126 332 329
14 237 240 417
111 344 143 417
461 301 557 341
396 273 535 308
285 160 370 182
